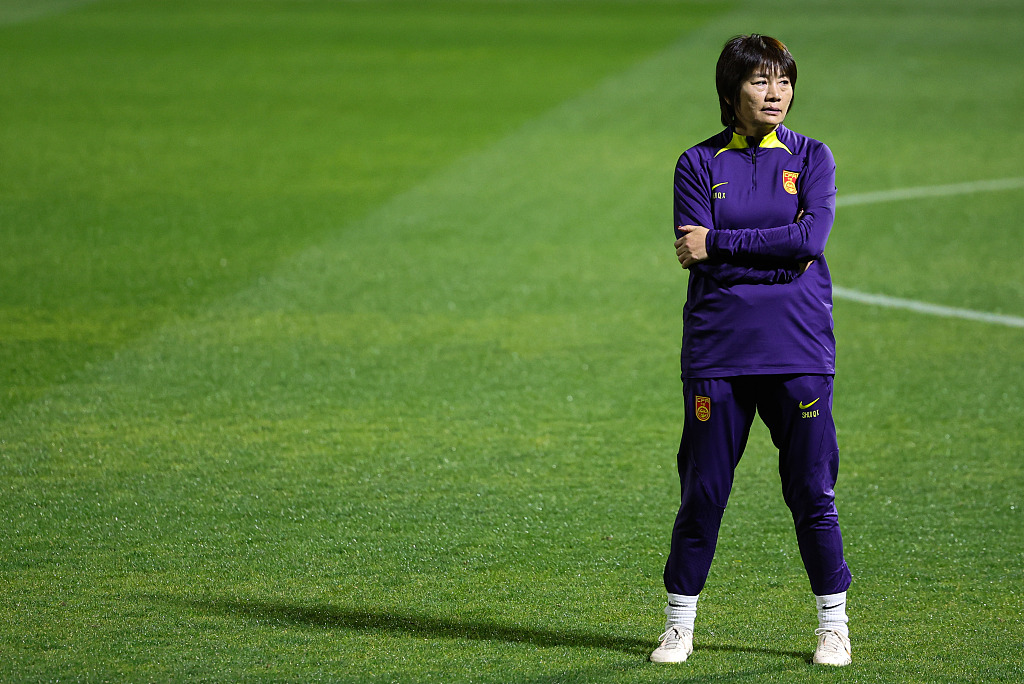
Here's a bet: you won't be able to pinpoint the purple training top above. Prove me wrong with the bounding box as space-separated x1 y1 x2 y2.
674 124 837 379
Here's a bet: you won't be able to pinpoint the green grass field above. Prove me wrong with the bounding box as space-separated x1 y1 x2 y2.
2 0 1023 681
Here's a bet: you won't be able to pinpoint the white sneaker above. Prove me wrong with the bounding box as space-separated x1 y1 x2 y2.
813 628 852 666
649 625 693 663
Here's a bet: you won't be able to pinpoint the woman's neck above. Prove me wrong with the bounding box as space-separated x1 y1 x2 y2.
733 123 779 138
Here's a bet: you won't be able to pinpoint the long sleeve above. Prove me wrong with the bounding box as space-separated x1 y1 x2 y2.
674 150 804 285
705 142 836 262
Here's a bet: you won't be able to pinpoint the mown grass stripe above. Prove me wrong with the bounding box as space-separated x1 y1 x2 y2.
0 0 98 25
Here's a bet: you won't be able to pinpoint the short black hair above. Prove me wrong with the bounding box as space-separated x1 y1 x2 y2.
716 34 797 127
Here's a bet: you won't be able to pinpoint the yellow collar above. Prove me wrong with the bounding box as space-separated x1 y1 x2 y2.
715 129 793 157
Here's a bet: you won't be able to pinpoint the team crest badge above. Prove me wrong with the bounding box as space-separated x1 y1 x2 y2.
695 396 711 422
782 170 799 195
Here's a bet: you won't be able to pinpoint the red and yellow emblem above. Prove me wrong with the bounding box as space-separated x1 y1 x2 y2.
695 396 711 422
782 170 799 195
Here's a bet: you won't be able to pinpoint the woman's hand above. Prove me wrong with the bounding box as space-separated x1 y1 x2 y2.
675 225 710 268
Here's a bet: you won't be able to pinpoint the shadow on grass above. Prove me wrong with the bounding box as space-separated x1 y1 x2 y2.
187 597 647 654
700 643 809 663
180 596 808 662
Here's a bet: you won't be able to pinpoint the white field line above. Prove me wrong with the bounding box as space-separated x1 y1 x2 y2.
832 286 1024 328
836 176 1024 207
834 177 1024 328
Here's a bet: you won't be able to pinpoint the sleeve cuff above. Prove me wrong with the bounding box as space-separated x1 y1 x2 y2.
705 229 721 258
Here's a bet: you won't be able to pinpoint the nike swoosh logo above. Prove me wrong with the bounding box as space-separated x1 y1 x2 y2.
711 182 729 190
799 398 820 409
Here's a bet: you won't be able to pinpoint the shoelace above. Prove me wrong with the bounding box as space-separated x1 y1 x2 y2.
814 628 849 653
657 626 686 647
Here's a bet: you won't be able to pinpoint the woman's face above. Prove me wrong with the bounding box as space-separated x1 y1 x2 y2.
731 69 792 137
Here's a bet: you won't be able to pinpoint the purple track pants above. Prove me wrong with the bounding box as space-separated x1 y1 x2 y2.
663 374 852 597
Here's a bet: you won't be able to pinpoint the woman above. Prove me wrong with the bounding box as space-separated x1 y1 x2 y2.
650 34 852 667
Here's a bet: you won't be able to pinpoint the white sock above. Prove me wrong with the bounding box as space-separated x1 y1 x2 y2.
815 591 849 637
665 592 699 632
